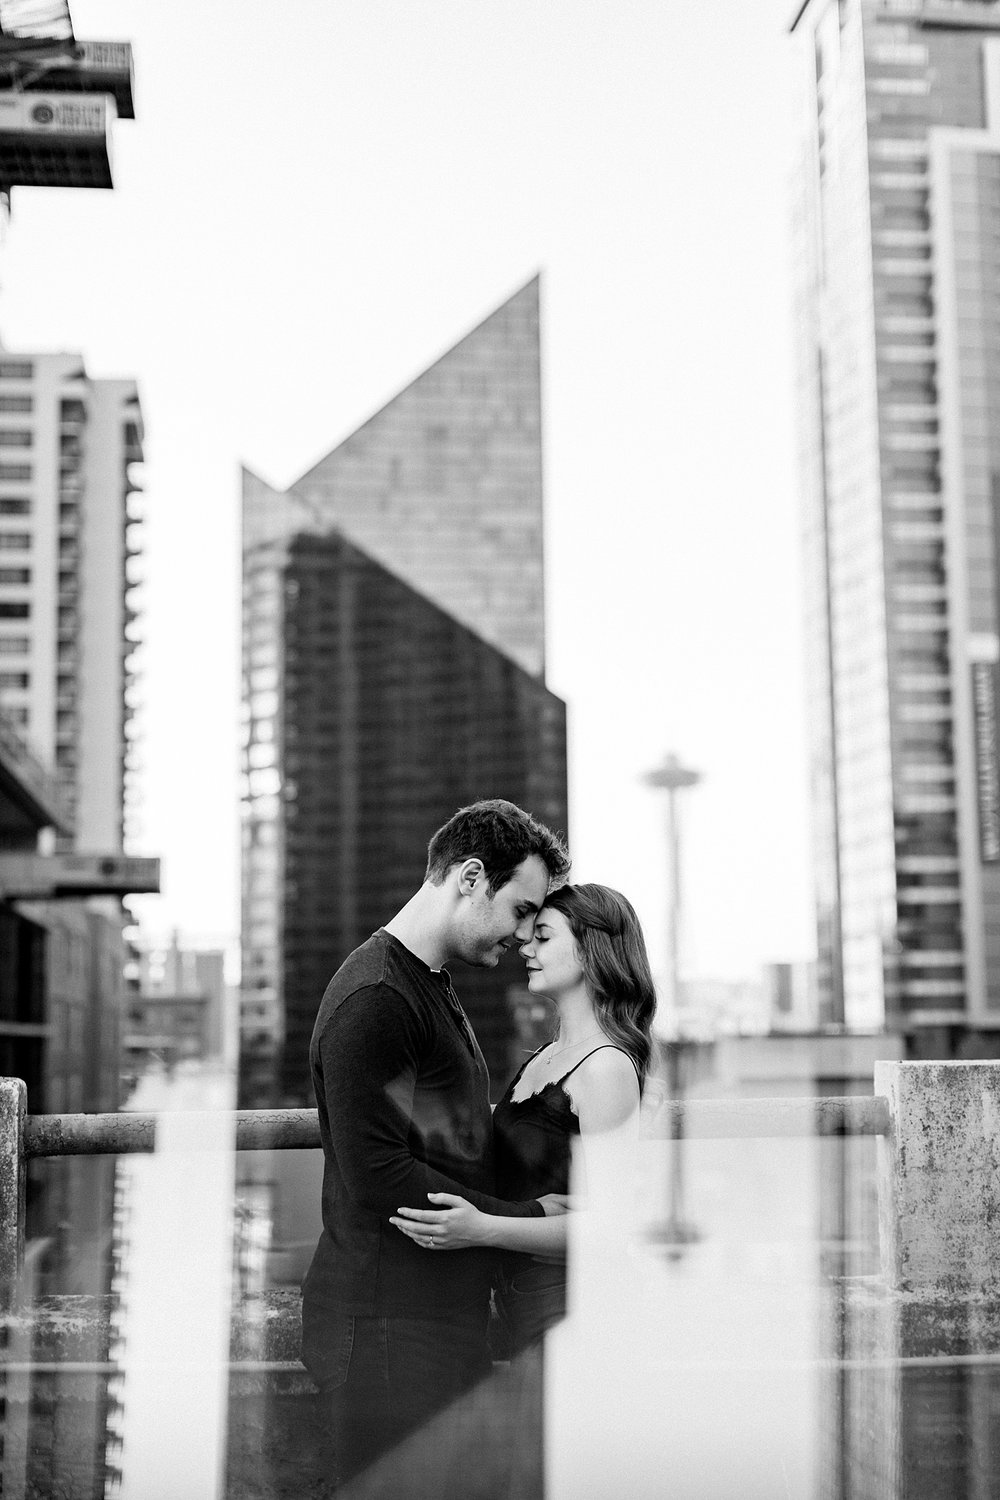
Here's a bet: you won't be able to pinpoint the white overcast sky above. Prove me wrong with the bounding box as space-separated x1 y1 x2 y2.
0 0 812 982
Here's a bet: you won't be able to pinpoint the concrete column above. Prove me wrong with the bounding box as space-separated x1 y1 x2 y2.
875 1060 1000 1292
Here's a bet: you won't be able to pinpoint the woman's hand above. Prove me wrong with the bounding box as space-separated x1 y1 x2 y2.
389 1193 491 1250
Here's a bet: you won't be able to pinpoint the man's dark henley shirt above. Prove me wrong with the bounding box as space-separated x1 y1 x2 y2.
302 929 544 1319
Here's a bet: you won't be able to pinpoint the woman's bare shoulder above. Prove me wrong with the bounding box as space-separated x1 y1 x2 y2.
576 1045 638 1084
565 1046 640 1122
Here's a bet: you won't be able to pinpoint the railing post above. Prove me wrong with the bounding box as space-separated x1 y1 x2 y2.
0 1077 25 1310
875 1060 1000 1293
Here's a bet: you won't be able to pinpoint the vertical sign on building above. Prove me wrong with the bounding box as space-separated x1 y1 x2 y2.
972 660 1000 863
982 472 1000 866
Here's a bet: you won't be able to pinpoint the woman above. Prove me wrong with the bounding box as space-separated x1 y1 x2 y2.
390 882 656 1354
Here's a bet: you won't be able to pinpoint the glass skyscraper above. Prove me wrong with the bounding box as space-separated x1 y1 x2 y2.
239 279 567 1108
792 0 1000 1036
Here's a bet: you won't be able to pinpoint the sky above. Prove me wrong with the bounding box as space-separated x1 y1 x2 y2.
0 0 812 983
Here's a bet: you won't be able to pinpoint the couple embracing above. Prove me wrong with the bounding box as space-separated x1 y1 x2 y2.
300 798 656 1487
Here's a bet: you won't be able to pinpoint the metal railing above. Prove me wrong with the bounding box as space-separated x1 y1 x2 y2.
20 1094 890 1159
23 1106 321 1156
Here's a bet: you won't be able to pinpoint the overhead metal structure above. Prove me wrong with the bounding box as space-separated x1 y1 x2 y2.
0 0 73 42
0 851 160 899
18 41 134 117
0 90 115 188
0 0 135 191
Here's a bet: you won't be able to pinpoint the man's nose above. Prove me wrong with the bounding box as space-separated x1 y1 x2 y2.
512 914 528 939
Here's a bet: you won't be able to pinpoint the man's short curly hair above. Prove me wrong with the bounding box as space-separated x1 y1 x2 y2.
424 799 570 896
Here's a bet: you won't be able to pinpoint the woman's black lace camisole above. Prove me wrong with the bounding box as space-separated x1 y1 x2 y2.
491 1044 637 1354
494 1049 594 1202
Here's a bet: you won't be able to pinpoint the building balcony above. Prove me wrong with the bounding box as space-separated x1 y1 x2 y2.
883 432 939 451
896 884 961 903
122 422 143 464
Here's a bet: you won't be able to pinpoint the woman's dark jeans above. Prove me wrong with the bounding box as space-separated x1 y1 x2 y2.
491 1259 566 1358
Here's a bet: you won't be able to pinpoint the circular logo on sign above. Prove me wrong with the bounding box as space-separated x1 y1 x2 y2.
31 104 54 125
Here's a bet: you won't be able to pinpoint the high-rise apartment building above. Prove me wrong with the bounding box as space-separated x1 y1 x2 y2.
0 353 144 850
0 357 144 1301
240 279 567 1107
791 0 1000 1036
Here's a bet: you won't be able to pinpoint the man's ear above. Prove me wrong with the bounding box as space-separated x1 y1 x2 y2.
456 858 484 896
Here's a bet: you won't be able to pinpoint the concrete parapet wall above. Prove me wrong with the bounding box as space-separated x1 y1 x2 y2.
1 1291 532 1500
0 1290 326 1500
875 1060 1000 1293
3 1288 304 1362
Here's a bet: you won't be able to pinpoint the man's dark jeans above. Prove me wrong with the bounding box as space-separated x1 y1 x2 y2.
301 1298 492 1486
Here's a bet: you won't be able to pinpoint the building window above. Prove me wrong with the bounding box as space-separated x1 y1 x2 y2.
4 705 28 725
0 670 27 688
0 602 29 619
0 499 30 516
0 533 29 549
0 431 32 448
0 568 29 584
0 396 32 414
0 465 31 482
0 637 28 655
0 363 33 380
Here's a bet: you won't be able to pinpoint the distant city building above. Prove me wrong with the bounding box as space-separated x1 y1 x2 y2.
0 352 144 849
790 0 1000 1040
123 938 227 1079
671 966 820 1039
676 976 771 1039
240 279 566 1109
762 960 820 1034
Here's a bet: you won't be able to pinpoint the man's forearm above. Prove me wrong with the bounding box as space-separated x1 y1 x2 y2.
334 1134 543 1219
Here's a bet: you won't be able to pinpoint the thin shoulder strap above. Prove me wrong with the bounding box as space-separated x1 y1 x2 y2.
556 1044 641 1091
508 1044 546 1090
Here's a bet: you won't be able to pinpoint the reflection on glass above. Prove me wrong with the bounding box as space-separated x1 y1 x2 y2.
113 1092 235 1500
6 1046 1000 1497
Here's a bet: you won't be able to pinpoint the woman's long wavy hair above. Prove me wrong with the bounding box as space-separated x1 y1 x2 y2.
543 883 656 1091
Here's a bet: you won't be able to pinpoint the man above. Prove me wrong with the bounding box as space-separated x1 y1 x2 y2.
301 798 570 1484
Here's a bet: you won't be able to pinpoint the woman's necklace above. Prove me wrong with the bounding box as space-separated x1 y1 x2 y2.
540 1029 605 1070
